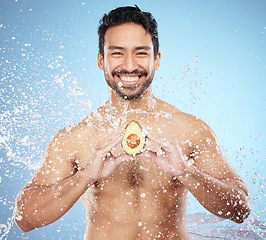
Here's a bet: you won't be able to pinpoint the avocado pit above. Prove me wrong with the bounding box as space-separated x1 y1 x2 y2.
126 133 141 149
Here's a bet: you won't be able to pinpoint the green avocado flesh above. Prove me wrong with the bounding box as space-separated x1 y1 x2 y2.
122 121 146 155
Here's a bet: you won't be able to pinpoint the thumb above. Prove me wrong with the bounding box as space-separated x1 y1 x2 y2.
115 153 133 165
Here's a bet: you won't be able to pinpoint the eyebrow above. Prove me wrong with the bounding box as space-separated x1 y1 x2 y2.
108 46 151 51
135 46 151 50
108 46 124 50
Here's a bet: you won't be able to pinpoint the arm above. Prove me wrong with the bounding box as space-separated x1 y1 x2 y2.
179 161 250 223
148 119 251 223
14 165 91 232
14 125 129 232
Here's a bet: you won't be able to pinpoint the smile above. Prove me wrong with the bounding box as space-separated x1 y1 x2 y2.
119 75 140 82
112 70 147 83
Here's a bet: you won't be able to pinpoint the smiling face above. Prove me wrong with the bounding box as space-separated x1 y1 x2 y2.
98 23 161 100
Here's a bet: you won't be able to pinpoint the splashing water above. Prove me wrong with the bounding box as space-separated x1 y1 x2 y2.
1 51 265 239
1 44 265 239
0 1 265 239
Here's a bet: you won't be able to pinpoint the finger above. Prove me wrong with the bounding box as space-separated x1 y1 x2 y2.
115 153 132 165
103 125 125 145
101 153 131 178
147 132 173 153
138 150 159 158
97 125 126 152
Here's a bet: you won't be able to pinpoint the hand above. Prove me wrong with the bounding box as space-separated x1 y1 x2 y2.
146 132 188 177
86 126 132 181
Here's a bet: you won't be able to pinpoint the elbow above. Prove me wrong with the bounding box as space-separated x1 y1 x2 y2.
14 204 51 232
232 211 250 224
231 198 251 224
230 185 251 224
16 224 33 233
14 206 35 232
14 192 37 232
236 207 251 224
14 215 35 232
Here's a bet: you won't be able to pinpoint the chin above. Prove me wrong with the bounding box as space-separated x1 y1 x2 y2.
118 92 142 101
107 77 153 101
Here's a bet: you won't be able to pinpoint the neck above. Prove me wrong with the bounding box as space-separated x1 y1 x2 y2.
106 87 158 114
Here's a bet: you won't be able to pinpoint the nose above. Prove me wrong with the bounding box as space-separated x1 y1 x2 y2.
123 54 138 73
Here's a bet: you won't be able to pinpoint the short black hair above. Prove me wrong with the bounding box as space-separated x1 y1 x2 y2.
98 5 159 57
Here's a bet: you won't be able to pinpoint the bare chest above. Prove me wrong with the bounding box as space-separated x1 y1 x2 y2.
77 110 193 190
94 153 182 193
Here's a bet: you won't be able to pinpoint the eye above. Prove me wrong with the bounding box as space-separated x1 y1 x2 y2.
111 52 123 56
137 51 149 56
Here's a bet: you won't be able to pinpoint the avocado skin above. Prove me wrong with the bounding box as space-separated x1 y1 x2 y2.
122 121 146 155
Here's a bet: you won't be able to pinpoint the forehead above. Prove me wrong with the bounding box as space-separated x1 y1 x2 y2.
104 23 153 49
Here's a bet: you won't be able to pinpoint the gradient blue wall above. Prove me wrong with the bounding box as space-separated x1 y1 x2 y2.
0 0 265 239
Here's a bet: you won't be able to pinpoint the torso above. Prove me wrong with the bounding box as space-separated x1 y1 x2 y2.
71 99 196 239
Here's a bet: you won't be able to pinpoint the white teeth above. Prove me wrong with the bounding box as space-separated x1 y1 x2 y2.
120 76 139 82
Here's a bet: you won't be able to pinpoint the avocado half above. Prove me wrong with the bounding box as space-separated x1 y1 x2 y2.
122 121 146 155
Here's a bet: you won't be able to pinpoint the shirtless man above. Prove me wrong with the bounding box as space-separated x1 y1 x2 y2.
14 6 251 239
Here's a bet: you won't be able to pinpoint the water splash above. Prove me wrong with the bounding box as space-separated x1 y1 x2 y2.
0 2 265 238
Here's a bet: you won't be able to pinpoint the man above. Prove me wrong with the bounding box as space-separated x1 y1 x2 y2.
15 6 250 239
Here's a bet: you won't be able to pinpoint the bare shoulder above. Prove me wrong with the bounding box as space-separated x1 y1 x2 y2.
170 110 216 139
170 111 239 179
49 117 94 151
156 98 216 139
56 105 111 147
27 115 97 186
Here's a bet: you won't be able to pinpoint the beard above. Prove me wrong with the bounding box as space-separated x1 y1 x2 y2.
105 69 154 101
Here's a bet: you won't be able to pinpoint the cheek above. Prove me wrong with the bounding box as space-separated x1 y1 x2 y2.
146 62 155 73
105 59 120 73
104 63 113 74
141 58 155 71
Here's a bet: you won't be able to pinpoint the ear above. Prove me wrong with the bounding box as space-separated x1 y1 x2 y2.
97 52 104 70
154 51 161 70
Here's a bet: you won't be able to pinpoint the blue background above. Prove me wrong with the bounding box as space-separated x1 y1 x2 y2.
0 0 265 239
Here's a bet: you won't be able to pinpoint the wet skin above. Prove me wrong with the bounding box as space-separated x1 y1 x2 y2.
14 23 250 239
80 102 191 239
